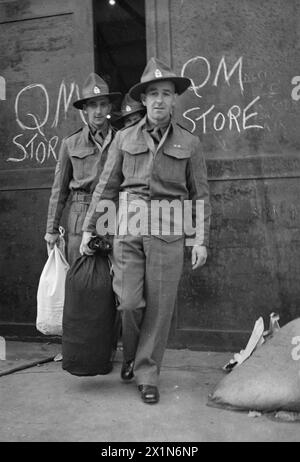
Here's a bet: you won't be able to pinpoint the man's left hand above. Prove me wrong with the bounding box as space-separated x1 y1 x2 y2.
192 245 207 270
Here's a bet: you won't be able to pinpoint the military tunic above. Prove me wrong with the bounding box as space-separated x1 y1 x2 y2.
46 124 115 264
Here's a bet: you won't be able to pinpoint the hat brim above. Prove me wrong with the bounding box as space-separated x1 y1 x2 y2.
114 107 146 122
73 92 122 110
129 77 191 102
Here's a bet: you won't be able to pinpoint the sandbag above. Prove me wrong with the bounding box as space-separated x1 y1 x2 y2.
62 254 116 376
209 318 300 412
36 244 69 336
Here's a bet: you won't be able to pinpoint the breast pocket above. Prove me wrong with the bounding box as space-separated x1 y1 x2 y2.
122 143 149 179
70 148 98 181
161 147 190 183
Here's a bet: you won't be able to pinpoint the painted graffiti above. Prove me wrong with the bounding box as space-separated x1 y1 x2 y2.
291 76 300 101
8 80 86 164
181 55 264 134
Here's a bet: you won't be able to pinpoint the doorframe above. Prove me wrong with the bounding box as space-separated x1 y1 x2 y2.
145 0 171 65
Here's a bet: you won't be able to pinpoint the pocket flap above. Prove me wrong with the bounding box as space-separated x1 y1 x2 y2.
70 148 96 159
163 147 190 159
123 143 148 155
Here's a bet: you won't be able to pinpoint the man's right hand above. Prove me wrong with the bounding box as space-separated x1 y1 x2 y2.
44 232 60 250
80 231 95 256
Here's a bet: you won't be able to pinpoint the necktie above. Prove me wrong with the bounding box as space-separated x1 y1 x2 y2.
150 126 162 145
95 130 104 146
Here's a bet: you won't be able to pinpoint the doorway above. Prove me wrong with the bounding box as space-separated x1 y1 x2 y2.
93 0 146 110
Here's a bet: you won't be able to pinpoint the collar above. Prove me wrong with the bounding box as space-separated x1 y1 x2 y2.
138 114 175 133
89 122 109 138
81 123 112 147
139 115 189 151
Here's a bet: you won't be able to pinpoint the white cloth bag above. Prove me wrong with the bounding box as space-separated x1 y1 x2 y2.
36 243 70 336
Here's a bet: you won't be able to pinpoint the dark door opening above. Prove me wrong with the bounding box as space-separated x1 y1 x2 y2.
93 0 146 115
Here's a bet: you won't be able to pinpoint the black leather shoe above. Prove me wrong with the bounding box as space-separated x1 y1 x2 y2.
121 360 134 381
138 385 160 404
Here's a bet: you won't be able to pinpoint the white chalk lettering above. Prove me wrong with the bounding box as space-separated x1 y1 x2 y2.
9 134 28 162
213 112 226 131
181 55 265 135
182 98 263 135
182 55 244 99
8 79 83 164
15 84 49 132
48 136 59 161
25 133 39 160
196 104 215 134
8 133 60 163
51 81 76 128
181 56 211 98
228 105 241 132
182 107 199 132
36 141 46 164
213 56 244 94
243 96 264 130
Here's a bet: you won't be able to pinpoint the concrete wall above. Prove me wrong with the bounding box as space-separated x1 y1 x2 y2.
146 0 300 349
0 0 94 338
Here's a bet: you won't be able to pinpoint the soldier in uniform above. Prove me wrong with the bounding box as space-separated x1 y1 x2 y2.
115 93 145 129
44 73 121 264
80 58 211 404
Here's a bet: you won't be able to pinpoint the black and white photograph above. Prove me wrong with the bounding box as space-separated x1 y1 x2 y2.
0 0 300 444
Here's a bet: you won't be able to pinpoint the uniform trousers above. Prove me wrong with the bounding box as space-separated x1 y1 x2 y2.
112 232 185 386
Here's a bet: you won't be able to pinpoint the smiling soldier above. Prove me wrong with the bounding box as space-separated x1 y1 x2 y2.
80 58 211 404
44 73 121 264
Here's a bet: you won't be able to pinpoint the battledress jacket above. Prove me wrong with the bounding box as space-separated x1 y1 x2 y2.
46 124 116 234
82 116 211 246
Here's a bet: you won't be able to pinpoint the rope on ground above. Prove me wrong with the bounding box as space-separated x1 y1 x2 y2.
0 356 55 377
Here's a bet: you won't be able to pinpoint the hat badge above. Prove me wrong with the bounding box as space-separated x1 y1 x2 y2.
155 69 162 78
125 105 132 112
93 86 101 94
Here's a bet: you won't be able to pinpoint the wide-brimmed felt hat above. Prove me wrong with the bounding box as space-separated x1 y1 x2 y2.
115 93 145 121
129 57 191 102
73 73 121 110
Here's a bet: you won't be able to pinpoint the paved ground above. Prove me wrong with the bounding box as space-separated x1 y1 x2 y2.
0 341 299 442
